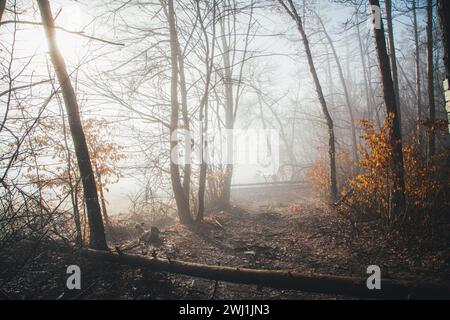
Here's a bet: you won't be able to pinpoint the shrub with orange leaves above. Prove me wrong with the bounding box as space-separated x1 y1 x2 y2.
345 117 395 220
306 156 329 198
306 148 354 200
346 115 449 228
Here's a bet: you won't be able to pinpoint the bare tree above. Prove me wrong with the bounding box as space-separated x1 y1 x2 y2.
317 14 359 164
214 0 256 208
413 0 424 145
197 0 217 221
426 0 436 157
368 0 406 219
218 7 235 208
356 13 380 127
385 0 401 129
166 0 193 225
277 0 338 202
37 0 107 249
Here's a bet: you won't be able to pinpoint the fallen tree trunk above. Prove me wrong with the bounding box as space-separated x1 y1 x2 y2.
80 248 450 299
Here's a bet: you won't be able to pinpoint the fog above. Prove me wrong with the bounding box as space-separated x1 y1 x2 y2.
0 0 445 218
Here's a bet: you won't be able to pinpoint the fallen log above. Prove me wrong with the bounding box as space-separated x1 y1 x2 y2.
79 248 450 299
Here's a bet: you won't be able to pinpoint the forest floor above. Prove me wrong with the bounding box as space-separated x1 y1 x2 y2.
1 185 449 299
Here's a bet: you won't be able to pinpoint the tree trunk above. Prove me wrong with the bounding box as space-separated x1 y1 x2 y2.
167 0 192 225
365 43 383 129
436 0 450 178
80 248 450 299
437 0 450 80
279 0 338 202
259 93 297 168
93 160 109 225
318 16 358 164
427 0 436 158
196 0 216 221
368 0 406 220
59 101 83 246
197 129 208 221
0 0 6 23
177 43 191 200
413 0 424 146
219 12 234 209
37 0 107 250
356 15 376 125
385 0 402 130
71 185 83 246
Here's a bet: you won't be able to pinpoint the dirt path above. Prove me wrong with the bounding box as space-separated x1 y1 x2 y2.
155 203 351 299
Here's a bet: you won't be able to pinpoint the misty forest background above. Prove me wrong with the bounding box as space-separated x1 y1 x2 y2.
0 0 450 299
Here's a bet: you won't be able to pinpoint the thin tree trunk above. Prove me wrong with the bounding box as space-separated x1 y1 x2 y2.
356 16 376 124
325 46 336 109
368 0 406 219
167 0 192 225
278 0 338 202
37 0 107 249
93 160 109 225
71 182 83 245
259 94 297 167
197 0 216 221
365 43 383 128
427 0 436 158
177 44 191 200
413 0 424 146
318 15 358 164
59 99 83 246
216 1 254 208
197 114 208 221
219 11 234 209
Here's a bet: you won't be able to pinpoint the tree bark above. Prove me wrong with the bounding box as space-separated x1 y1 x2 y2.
93 160 109 225
38 0 107 250
80 248 450 299
0 0 6 23
368 0 406 219
219 11 234 209
437 0 450 80
59 101 83 246
263 96 297 168
427 0 436 158
385 0 402 130
436 0 450 179
356 15 377 126
318 15 358 165
278 0 338 202
167 0 193 225
177 41 191 200
196 0 216 221
413 0 424 146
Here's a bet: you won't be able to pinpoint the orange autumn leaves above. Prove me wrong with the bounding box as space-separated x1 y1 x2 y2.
26 117 126 195
307 114 449 222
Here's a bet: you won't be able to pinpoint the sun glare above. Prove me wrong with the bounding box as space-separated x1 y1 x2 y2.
54 4 84 62
19 3 85 64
